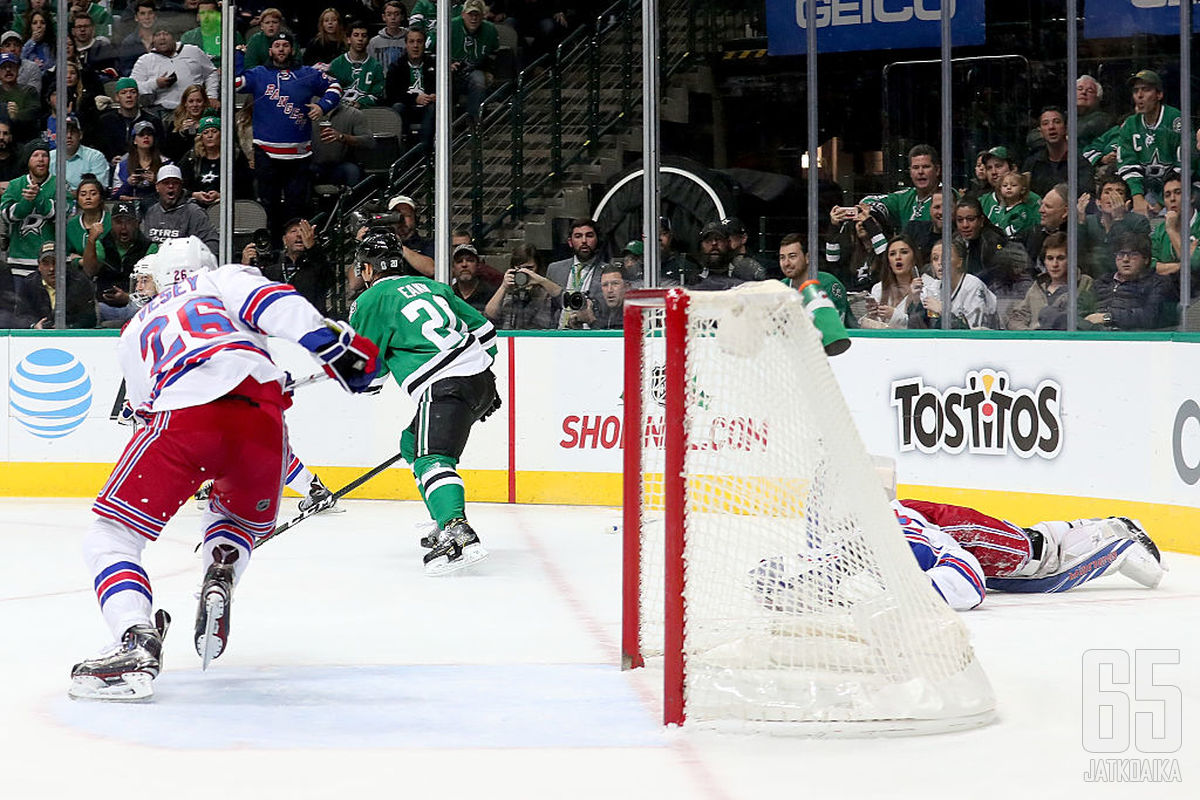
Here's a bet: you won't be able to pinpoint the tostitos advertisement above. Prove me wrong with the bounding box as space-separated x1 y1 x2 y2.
3 330 1199 553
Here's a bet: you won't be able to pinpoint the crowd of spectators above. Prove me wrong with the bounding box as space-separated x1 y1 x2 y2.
0 4 1192 335
0 0 601 330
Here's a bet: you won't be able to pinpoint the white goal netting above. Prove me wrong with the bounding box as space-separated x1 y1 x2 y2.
625 283 995 734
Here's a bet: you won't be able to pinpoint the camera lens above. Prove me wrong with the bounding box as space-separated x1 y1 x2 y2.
512 270 530 288
563 291 586 311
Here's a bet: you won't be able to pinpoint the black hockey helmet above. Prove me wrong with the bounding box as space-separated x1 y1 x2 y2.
356 230 409 277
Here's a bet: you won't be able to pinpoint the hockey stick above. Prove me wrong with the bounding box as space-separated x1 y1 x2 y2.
285 371 329 392
253 451 406 549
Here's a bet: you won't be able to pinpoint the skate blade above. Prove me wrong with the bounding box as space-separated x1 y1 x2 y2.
68 672 154 702
198 595 225 670
424 543 489 576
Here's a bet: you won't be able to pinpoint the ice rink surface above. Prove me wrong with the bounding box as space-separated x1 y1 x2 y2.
2 498 1196 799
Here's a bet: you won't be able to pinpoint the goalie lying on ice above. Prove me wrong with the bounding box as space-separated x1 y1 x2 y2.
897 500 1165 610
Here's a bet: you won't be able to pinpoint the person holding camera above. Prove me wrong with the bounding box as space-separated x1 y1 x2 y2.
485 243 560 330
242 217 335 316
547 217 604 325
130 27 219 118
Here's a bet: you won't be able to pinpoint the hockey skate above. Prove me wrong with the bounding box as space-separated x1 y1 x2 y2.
69 610 171 701
194 479 214 509
297 477 342 516
417 519 440 549
423 519 489 576
1112 517 1166 589
195 544 238 669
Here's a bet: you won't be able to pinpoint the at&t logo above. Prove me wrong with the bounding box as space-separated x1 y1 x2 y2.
8 348 93 439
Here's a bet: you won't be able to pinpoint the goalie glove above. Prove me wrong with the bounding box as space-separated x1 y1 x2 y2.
306 320 381 394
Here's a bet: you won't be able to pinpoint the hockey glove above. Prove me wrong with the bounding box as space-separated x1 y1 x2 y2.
309 320 381 394
116 401 147 428
479 392 502 422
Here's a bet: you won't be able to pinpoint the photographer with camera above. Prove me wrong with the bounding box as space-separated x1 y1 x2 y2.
547 217 605 328
242 218 335 316
485 243 561 330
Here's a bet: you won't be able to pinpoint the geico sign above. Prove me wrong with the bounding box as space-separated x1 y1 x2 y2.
794 0 959 27
891 368 1063 458
1172 399 1200 484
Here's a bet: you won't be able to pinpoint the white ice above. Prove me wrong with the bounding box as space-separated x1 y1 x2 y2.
1 498 1196 799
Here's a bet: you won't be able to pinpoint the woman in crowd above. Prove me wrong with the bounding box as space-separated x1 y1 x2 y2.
303 8 347 67
485 243 561 330
163 84 216 162
110 121 171 208
15 0 54 38
20 10 56 74
909 237 998 329
860 234 922 328
67 174 111 271
824 203 891 292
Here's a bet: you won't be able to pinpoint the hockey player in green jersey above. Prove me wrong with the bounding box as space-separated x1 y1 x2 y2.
349 231 501 575
1116 70 1191 216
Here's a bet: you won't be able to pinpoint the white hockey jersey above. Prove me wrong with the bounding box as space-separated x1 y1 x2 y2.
892 500 987 611
119 264 329 413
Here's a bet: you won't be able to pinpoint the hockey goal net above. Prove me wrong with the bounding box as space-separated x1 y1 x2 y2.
621 283 995 734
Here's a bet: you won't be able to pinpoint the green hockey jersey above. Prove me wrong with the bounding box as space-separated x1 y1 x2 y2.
1115 105 1182 199
349 275 497 400
864 186 935 231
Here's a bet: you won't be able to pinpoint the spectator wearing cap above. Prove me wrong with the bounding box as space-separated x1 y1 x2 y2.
245 9 289 70
0 119 22 192
1116 69 1186 216
658 215 702 286
0 50 40 142
243 217 334 315
95 77 164 161
1 30 44 92
619 240 644 284
180 114 248 207
141 162 219 253
451 224 504 285
450 242 499 314
86 199 155 323
130 27 218 115
693 220 744 289
722 217 771 280
450 0 499 119
119 0 159 76
47 113 110 192
236 28 341 236
547 217 604 322
110 118 171 206
369 1 410 76
0 141 56 277
14 241 97 328
978 146 1037 226
384 194 435 276
310 96 374 189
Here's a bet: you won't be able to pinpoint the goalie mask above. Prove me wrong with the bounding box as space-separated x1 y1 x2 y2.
129 236 219 305
356 231 409 281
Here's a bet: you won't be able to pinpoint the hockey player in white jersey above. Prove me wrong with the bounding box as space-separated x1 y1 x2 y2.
69 237 380 701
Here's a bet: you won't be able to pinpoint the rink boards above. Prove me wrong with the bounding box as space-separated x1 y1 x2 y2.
2 328 1198 555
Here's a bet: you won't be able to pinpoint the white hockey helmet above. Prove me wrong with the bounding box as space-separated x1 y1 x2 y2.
129 237 218 304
